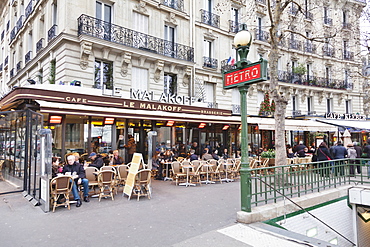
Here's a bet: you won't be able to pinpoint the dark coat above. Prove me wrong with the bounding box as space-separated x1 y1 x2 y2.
363 144 370 158
332 144 348 159
89 156 104 169
316 147 332 161
63 161 86 179
124 138 137 155
354 145 362 158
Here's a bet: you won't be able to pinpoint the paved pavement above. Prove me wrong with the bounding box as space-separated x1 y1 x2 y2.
0 179 312 246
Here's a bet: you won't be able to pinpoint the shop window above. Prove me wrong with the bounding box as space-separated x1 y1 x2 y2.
164 73 177 95
94 60 113 90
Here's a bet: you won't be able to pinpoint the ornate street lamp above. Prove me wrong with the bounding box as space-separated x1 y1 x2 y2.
233 24 253 69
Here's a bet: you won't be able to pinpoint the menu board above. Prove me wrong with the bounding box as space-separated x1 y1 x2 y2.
123 153 144 199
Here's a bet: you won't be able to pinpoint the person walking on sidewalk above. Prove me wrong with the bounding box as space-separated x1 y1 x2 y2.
347 143 357 176
363 139 370 177
331 141 348 176
63 155 90 207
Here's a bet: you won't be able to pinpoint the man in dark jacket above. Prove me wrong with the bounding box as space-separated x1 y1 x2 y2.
353 142 362 174
293 141 307 157
331 141 347 176
63 155 90 207
88 152 104 170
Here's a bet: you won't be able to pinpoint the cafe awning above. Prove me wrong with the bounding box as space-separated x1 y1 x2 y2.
316 119 370 131
36 100 242 124
249 117 337 131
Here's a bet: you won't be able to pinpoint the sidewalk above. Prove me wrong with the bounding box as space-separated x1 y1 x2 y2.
0 179 313 246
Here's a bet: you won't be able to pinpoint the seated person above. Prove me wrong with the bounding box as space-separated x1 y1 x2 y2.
51 157 62 178
111 150 124 165
63 155 90 207
154 152 165 180
211 150 220 160
189 149 198 161
88 152 104 169
202 148 213 161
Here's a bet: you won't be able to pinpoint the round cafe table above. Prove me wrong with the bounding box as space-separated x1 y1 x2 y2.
201 163 215 184
179 164 195 187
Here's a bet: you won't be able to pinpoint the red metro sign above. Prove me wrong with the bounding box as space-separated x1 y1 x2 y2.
223 59 268 89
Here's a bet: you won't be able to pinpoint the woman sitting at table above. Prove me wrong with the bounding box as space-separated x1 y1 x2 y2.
111 150 124 165
202 148 213 161
211 149 220 160
221 148 230 159
51 157 62 178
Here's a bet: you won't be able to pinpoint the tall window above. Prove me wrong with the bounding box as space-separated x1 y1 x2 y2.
164 25 175 57
205 0 213 12
94 60 113 90
52 2 58 25
96 1 112 40
326 98 333 113
204 82 215 103
345 100 352 114
203 39 216 68
306 64 310 81
307 96 313 114
343 11 347 24
164 73 177 95
344 70 349 84
292 95 298 114
133 12 148 33
231 7 239 24
131 67 148 91
325 67 331 81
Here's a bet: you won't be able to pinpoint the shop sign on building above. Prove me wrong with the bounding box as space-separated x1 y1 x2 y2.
326 112 367 120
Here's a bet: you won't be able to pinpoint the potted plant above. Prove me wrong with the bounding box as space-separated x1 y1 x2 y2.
261 149 275 165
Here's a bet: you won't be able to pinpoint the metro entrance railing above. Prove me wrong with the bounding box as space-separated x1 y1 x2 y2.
245 158 370 208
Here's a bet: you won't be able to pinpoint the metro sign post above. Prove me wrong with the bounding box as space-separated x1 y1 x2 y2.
223 24 268 213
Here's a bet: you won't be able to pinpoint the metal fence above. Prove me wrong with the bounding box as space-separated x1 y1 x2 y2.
247 158 370 207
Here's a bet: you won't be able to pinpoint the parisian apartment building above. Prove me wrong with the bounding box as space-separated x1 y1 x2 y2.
0 0 367 154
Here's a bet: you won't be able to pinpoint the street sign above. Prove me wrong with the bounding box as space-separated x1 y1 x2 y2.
223 58 268 89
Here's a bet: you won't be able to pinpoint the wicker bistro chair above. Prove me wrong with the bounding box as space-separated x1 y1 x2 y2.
132 169 152 201
97 170 117 201
189 161 203 186
116 165 129 190
171 161 187 186
85 167 99 196
230 159 241 179
209 161 224 184
50 175 73 212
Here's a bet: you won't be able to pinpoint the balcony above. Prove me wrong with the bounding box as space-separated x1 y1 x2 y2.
77 14 194 62
304 42 316 54
289 39 302 51
25 0 33 19
17 61 22 72
290 5 299 15
16 15 24 31
162 0 184 12
343 22 352 30
200 10 220 28
229 20 239 33
324 17 333 25
206 102 218 109
323 45 335 57
4 56 8 67
343 51 354 61
10 68 14 78
307 111 316 116
203 56 217 69
1 30 4 41
220 59 236 72
232 104 241 115
48 24 58 42
36 38 44 53
277 70 352 90
292 110 302 116
255 29 269 42
256 0 266 5
10 27 16 42
6 20 10 31
25 51 32 64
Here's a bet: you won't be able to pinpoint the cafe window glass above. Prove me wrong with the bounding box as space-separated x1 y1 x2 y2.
94 60 113 90
164 73 177 95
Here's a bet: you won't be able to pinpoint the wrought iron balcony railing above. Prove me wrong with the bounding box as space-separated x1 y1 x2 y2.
229 20 239 33
343 51 354 61
78 14 194 62
343 22 352 30
324 17 333 25
255 29 269 42
36 38 44 53
203 56 218 69
25 51 32 64
232 104 241 115
10 68 14 78
220 59 236 72
10 27 16 42
277 70 352 90
17 61 22 72
6 20 10 31
16 15 24 31
200 9 220 28
307 111 316 115
1 30 4 41
48 24 57 41
323 45 335 57
25 0 33 19
289 39 302 51
290 5 299 15
292 110 302 116
256 0 266 5
4 56 8 67
206 102 218 109
304 42 316 54
162 0 184 12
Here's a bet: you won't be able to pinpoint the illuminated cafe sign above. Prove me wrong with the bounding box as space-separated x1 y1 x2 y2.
325 112 367 120
130 89 198 105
